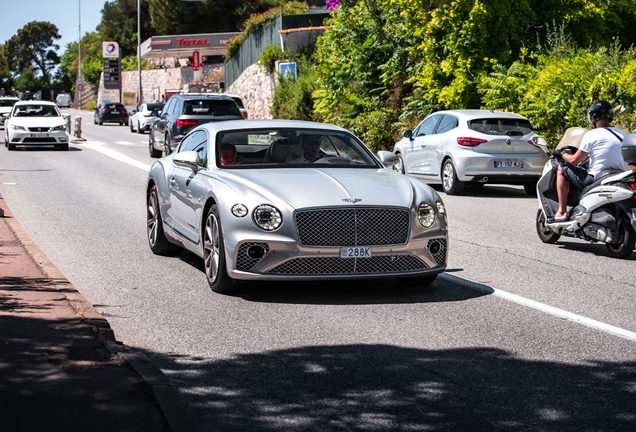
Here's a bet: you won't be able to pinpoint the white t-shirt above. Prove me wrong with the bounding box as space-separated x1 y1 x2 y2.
579 127 628 177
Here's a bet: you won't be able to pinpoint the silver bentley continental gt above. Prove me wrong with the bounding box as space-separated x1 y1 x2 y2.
146 120 449 293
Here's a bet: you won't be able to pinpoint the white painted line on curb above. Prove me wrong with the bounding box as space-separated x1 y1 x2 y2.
80 141 151 172
441 273 636 343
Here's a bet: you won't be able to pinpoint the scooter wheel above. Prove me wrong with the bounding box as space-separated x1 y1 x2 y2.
605 222 636 259
536 209 560 244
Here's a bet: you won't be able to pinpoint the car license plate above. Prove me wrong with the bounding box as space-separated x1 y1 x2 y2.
112 111 119 114
494 160 523 168
340 246 372 258
30 133 49 138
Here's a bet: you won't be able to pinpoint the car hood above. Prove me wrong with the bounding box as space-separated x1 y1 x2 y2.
222 168 418 209
9 117 66 127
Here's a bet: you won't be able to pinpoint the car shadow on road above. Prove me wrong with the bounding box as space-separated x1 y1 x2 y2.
146 343 636 432
5 146 82 152
429 183 534 198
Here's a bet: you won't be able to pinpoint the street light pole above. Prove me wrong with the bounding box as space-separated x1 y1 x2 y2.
137 0 142 108
78 0 82 109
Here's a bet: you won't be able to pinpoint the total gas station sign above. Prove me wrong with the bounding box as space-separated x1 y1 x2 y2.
102 42 120 58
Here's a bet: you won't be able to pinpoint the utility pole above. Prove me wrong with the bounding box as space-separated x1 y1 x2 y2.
137 0 142 108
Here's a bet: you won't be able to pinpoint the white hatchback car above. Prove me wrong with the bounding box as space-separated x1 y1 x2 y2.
393 110 549 195
130 102 164 134
4 101 69 150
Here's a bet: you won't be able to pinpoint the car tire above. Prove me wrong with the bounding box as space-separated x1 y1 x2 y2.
163 134 171 157
98 120 103 125
147 185 183 256
8 143 16 151
149 134 162 158
204 204 237 293
441 159 464 195
605 221 636 259
130 121 134 133
397 274 438 287
524 181 538 196
124 122 129 126
535 209 560 244
394 153 405 174
94 117 97 125
137 122 143 134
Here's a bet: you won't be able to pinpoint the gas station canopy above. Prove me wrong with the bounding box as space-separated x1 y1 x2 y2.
140 32 242 59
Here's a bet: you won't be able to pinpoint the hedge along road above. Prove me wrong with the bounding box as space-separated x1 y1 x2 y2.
1 112 635 431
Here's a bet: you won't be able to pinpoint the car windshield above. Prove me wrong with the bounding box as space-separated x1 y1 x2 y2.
468 118 533 136
13 104 60 117
184 99 241 116
0 99 18 107
216 128 380 168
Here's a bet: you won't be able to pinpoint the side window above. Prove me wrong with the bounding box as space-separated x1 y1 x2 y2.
171 99 182 115
162 99 173 116
414 115 440 137
192 131 208 167
436 115 458 134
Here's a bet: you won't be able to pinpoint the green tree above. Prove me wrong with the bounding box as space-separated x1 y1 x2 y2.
5 21 61 87
99 0 153 57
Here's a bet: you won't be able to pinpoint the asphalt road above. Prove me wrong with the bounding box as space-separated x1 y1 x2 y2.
1 109 635 431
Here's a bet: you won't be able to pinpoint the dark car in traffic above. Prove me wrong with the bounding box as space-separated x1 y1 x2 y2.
94 102 129 126
148 93 244 157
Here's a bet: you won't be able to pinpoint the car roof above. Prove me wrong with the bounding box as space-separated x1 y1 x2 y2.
173 93 235 101
195 119 348 135
431 109 529 120
14 100 57 106
1 96 19 100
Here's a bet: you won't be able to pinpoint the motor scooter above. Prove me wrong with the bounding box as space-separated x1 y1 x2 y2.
535 129 636 258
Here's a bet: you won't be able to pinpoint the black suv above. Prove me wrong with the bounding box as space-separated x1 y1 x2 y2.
149 93 244 157
94 102 129 126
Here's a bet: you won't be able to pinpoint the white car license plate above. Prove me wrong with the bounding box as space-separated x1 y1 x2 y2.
30 133 49 138
112 111 119 114
340 246 372 258
494 160 523 168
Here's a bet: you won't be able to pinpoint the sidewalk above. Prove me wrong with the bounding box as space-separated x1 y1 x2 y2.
0 194 196 432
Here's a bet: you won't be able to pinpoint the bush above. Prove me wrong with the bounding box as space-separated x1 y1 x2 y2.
272 59 318 121
259 45 287 74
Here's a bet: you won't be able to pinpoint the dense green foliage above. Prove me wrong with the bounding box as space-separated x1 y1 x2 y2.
312 0 636 151
258 45 287 74
272 58 320 121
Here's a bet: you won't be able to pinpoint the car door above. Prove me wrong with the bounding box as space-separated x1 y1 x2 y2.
422 114 459 177
155 98 174 145
403 115 441 174
166 130 208 244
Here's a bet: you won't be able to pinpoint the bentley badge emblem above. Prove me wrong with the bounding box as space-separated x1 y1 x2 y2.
342 198 362 203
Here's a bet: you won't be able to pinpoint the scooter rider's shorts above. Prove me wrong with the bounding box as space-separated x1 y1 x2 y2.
561 163 594 189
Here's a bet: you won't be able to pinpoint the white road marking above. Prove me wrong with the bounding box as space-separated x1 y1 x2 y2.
442 273 636 343
79 141 151 172
114 141 135 146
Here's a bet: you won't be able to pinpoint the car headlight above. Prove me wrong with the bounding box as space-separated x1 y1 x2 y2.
253 204 282 231
417 202 436 228
52 125 66 131
11 125 26 131
231 204 248 218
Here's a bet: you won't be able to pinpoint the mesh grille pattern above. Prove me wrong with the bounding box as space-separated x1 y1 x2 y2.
235 242 270 272
295 208 410 246
28 127 51 132
427 238 447 265
266 255 428 275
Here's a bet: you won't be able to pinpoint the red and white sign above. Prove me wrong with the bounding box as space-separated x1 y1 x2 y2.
102 41 120 58
177 38 210 47
191 51 201 71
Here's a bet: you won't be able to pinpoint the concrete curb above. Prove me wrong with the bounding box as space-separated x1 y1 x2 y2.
0 194 200 432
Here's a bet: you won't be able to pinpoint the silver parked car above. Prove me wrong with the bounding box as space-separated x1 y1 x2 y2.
393 110 549 195
147 120 448 293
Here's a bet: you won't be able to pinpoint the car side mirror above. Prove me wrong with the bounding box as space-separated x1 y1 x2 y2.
173 151 199 174
377 150 399 168
403 130 413 140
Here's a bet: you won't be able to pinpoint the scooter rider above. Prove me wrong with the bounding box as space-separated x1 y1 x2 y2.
553 101 628 222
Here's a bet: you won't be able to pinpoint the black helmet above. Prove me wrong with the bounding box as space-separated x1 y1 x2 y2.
587 100 614 126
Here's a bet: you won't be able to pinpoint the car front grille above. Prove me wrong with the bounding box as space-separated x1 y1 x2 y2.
266 254 429 275
28 127 51 132
22 138 57 143
295 208 410 246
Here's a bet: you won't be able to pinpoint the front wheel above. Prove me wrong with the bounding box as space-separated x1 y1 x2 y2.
204 204 236 293
147 185 183 255
536 209 560 243
605 222 636 259
163 134 172 156
130 121 134 133
149 133 162 158
393 153 405 174
137 122 143 134
442 159 464 195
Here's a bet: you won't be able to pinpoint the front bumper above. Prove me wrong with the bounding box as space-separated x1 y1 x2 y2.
9 129 68 145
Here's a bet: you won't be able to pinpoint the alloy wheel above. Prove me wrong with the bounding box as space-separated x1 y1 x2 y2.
204 212 221 283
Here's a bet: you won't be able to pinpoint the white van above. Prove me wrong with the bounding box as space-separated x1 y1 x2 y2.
56 94 71 108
